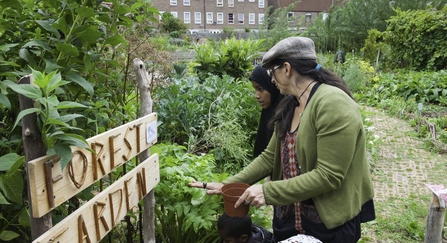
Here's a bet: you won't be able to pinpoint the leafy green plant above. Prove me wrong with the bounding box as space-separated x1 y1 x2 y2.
154 74 259 173
6 69 89 170
0 153 27 242
161 12 187 34
151 143 224 243
382 7 447 71
151 143 273 242
191 37 262 81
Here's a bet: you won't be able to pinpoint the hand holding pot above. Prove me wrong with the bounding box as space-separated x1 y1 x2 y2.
235 184 265 209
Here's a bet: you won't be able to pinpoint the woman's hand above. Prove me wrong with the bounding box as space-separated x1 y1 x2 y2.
188 181 224 195
235 184 266 209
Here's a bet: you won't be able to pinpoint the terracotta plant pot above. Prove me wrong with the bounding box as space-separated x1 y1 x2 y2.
221 182 250 217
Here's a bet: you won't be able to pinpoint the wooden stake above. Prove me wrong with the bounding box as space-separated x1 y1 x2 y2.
18 74 52 240
133 58 156 243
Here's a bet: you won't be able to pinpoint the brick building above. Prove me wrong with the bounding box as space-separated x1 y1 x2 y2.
269 0 338 31
151 0 268 33
151 0 338 33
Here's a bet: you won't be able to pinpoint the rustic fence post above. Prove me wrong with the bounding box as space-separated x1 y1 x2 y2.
17 74 52 240
424 185 447 243
133 58 155 243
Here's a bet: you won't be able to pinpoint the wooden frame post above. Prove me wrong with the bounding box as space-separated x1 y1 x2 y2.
18 74 52 240
424 184 447 243
133 58 156 242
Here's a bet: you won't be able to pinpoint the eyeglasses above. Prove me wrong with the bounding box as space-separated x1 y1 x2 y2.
267 64 283 77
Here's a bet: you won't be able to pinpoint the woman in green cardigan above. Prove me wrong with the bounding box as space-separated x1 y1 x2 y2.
190 37 375 243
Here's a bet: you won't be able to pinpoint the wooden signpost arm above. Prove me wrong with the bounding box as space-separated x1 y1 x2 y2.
133 58 155 243
18 75 52 240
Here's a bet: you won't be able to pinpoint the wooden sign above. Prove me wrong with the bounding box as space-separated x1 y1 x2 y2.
32 154 159 243
28 113 158 218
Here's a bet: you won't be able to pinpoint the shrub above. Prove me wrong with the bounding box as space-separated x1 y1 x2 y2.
153 74 259 173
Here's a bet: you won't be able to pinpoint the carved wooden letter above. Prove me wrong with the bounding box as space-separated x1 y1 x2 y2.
78 215 91 243
68 151 88 189
91 142 106 180
94 202 109 241
109 134 121 169
108 189 123 227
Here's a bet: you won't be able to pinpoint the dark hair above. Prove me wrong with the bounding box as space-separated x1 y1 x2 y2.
217 213 252 239
268 59 353 141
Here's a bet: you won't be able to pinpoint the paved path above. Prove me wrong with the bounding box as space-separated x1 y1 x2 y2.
366 107 446 201
363 107 447 242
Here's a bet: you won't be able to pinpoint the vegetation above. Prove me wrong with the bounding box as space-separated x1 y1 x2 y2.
1 0 447 242
309 0 447 52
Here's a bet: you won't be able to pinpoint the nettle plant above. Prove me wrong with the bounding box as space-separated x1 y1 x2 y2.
6 69 89 170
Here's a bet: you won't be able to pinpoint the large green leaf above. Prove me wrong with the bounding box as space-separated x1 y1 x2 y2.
12 108 41 130
18 209 30 227
19 49 37 68
6 81 42 100
44 58 63 73
53 133 89 148
56 43 80 57
76 27 103 46
23 40 52 52
0 154 22 172
0 192 9 205
75 7 95 18
48 144 72 172
0 172 23 204
0 43 19 52
56 101 87 109
104 35 127 47
35 20 61 38
58 114 84 123
65 72 94 96
0 230 19 241
0 93 11 109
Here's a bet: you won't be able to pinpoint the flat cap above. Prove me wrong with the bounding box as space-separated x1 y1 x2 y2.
261 37 317 68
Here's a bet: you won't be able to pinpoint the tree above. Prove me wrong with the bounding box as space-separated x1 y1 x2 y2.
160 12 187 34
308 0 447 52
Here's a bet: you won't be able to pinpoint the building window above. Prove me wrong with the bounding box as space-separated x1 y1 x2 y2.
217 0 223 7
158 11 165 21
184 12 191 23
238 13 244 24
258 13 264 24
305 13 312 22
217 12 224 24
258 0 264 8
171 12 178 18
228 0 234 7
195 12 201 24
249 0 255 2
170 0 177 6
228 13 234 24
206 12 213 24
322 13 329 21
183 0 190 6
288 12 294 22
238 0 244 1
249 13 255 24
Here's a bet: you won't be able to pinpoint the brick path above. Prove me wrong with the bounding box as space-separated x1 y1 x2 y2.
362 107 447 242
365 107 447 201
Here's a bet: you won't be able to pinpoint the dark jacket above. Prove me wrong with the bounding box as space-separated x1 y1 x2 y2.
249 225 275 243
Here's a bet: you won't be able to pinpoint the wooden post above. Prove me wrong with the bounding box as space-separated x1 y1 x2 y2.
424 193 446 243
133 58 155 243
18 75 52 240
